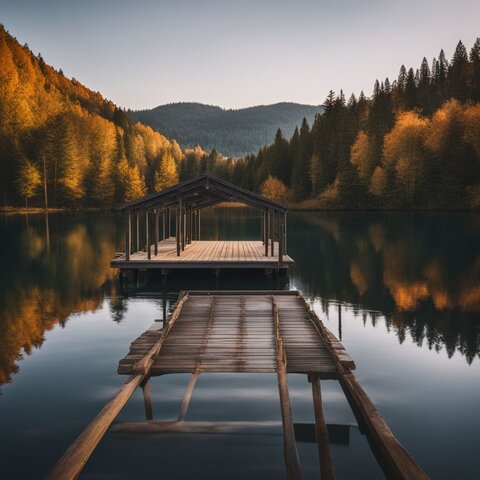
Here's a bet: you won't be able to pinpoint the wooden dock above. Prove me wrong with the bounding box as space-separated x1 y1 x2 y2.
47 291 428 480
111 238 294 270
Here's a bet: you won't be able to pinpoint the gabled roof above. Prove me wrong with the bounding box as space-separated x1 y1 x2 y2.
120 173 288 212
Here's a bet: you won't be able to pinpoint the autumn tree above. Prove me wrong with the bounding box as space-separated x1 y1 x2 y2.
16 160 41 208
154 152 179 191
260 175 288 203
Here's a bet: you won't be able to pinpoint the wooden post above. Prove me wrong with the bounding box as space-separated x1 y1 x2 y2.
142 379 153 421
270 211 275 257
176 203 180 256
264 210 269 257
181 204 185 251
162 209 166 240
311 374 336 480
136 212 140 253
154 209 159 256
146 209 151 260
198 209 201 240
279 220 283 268
261 211 264 243
284 213 287 255
125 211 131 262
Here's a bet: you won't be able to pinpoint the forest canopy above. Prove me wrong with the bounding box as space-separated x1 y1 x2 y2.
1 25 479 210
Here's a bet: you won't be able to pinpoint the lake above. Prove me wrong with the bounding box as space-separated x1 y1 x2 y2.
0 208 479 479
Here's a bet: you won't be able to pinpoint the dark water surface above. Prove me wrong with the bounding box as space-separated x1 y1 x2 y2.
0 209 479 479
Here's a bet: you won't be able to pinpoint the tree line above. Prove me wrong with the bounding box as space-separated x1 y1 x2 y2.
0 25 182 209
228 38 480 210
2 24 479 210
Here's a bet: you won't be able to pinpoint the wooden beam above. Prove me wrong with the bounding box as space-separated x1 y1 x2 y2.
142 378 153 421
278 214 283 268
311 374 336 480
154 209 159 256
198 209 201 240
270 211 275 257
125 211 131 262
136 211 140 252
178 373 200 421
46 293 189 480
273 297 302 480
176 204 180 256
300 297 428 480
264 210 269 257
146 209 151 260
111 420 282 434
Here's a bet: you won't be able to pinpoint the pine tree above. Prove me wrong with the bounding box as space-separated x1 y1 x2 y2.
154 152 178 191
448 41 469 101
469 38 480 101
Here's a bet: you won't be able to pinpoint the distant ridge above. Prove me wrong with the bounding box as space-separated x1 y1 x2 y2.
131 102 324 157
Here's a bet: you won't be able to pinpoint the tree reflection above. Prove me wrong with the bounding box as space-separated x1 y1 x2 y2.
0 213 122 387
290 212 480 364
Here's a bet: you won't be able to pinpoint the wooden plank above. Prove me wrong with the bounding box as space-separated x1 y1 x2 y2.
273 297 302 480
311 374 336 480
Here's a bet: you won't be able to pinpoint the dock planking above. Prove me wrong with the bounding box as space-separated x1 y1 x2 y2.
111 237 294 269
118 291 340 377
48 290 428 480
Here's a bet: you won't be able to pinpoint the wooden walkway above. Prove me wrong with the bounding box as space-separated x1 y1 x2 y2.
47 291 428 480
119 292 340 377
111 238 294 269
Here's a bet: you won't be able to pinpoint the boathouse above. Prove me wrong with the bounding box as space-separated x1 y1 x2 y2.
110 173 294 270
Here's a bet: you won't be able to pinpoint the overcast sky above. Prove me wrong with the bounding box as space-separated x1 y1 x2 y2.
1 0 480 109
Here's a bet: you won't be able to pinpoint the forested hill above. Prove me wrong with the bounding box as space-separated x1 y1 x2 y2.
131 102 324 157
0 25 183 209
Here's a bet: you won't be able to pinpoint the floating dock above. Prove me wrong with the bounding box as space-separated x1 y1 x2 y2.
47 291 428 480
111 238 294 270
111 173 294 271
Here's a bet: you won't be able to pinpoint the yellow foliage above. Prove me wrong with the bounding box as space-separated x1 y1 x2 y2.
350 131 375 180
369 166 388 198
260 175 288 202
154 152 179 191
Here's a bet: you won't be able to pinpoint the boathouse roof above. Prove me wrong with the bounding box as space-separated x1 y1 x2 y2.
119 173 288 212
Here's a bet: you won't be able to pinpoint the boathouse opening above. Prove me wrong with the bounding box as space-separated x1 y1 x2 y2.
111 173 294 270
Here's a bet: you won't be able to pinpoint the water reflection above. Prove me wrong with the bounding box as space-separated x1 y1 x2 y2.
289 212 480 363
0 212 122 386
0 209 479 389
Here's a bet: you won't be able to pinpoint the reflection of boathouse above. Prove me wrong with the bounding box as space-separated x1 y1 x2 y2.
111 173 294 271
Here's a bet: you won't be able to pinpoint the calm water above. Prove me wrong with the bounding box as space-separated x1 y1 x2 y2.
0 209 479 479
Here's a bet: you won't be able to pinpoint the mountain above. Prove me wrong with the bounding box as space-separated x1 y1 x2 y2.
131 102 324 157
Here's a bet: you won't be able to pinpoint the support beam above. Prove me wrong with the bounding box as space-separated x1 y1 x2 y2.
154 209 159 256
125 211 131 262
264 210 269 257
279 216 283 268
136 212 140 252
270 211 275 257
198 209 201 240
176 203 180 256
283 213 287 255
162 209 166 240
146 209 151 260
311 374 336 480
261 211 264 244
182 206 186 251
166 208 170 238
142 378 153 421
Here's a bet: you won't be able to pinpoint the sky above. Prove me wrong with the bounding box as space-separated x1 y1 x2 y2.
1 0 480 110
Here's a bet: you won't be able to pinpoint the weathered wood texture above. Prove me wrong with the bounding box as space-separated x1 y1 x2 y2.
118 292 336 376
299 292 429 480
46 292 189 480
111 238 294 269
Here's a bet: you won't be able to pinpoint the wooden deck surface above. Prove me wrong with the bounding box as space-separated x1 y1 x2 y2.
111 238 294 269
118 291 350 378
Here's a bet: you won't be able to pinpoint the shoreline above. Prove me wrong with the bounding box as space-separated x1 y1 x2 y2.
2 205 478 215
